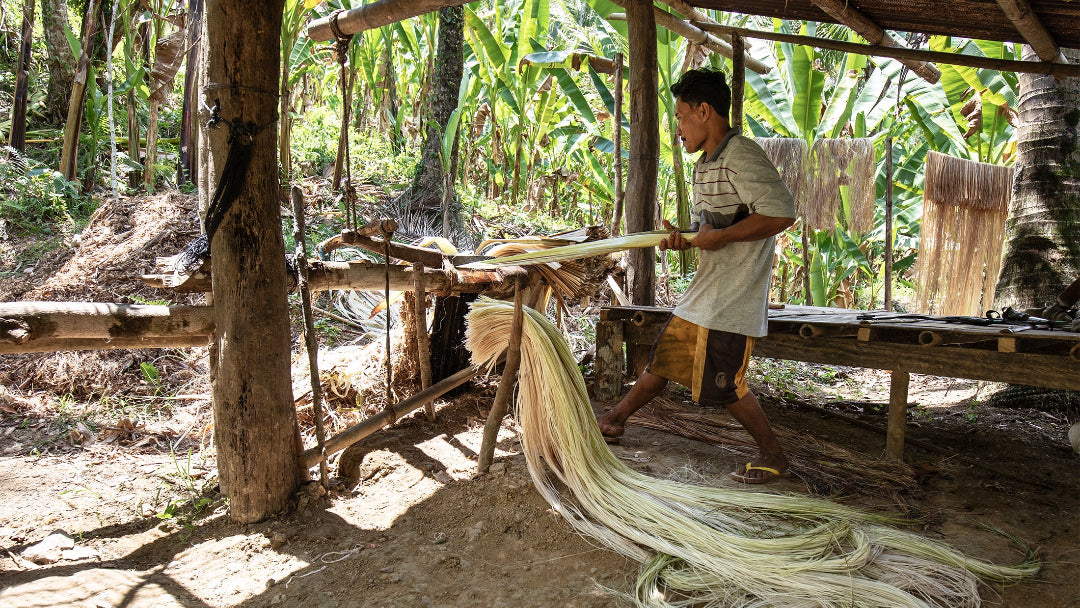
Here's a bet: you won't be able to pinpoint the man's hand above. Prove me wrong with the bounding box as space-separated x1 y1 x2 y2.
659 220 694 251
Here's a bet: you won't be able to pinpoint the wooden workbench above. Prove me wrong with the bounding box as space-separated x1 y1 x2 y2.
595 305 1080 460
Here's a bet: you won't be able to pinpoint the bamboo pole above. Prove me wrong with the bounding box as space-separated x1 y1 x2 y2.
477 280 524 474
413 262 435 421
0 302 214 342
609 0 769 74
654 0 750 48
0 335 210 355
307 0 470 41
808 0 940 83
298 365 481 469
994 0 1068 64
291 187 330 487
692 22 1080 78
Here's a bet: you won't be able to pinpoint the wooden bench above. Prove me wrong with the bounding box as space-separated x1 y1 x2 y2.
595 305 1080 460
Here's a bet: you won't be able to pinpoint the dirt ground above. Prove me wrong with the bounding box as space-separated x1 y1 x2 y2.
1 193 1078 607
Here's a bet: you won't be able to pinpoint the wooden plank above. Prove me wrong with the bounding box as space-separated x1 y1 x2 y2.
752 333 1080 391
886 370 910 461
0 302 214 342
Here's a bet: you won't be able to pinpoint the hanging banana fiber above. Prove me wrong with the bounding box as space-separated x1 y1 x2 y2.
465 298 1038 608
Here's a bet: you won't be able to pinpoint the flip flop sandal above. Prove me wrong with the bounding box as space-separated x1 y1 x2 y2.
729 462 792 484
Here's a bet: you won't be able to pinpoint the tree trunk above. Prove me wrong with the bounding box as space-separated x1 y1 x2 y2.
143 99 160 192
203 0 299 524
399 6 463 215
177 0 203 187
995 46 1080 309
7 0 34 153
40 0 75 125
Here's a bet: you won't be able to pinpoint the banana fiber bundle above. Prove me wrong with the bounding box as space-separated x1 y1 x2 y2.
465 298 1037 608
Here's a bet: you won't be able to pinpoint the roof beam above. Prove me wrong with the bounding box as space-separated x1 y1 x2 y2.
653 0 750 48
693 21 1080 78
809 0 941 83
994 0 1068 63
608 1 769 73
307 0 470 41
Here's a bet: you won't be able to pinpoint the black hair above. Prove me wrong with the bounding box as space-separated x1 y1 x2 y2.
670 68 731 120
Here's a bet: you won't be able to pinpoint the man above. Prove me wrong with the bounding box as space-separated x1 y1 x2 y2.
596 68 796 484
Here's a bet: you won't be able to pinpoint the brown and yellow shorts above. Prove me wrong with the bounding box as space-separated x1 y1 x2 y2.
647 315 754 407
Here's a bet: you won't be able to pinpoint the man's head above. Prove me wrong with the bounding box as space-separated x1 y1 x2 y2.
671 69 731 155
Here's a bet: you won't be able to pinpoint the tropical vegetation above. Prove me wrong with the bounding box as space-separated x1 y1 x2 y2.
0 0 1033 310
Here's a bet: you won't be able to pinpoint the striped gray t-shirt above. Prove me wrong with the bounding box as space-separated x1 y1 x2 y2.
673 130 796 337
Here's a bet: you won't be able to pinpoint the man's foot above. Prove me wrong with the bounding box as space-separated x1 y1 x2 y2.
729 455 791 484
596 410 625 443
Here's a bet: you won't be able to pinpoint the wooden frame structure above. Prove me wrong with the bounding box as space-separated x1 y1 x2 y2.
597 305 1080 460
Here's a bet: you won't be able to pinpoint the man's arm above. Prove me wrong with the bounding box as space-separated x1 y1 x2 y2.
692 213 794 251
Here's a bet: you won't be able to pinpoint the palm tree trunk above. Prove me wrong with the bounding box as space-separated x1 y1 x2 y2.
177 0 203 186
400 6 463 215
995 46 1080 308
59 0 98 180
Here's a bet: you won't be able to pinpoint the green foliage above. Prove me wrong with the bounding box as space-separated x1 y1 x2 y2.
0 147 92 230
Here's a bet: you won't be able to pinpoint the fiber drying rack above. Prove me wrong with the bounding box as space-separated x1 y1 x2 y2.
594 305 1080 460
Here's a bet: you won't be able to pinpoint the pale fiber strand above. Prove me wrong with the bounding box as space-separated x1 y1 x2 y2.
465 298 1037 608
461 232 673 268
802 138 876 231
758 137 808 211
915 152 1011 316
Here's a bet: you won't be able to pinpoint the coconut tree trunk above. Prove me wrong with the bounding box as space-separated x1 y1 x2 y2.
399 6 463 214
995 46 1080 308
625 0 658 304
203 0 299 523
40 0 75 125
7 0 34 153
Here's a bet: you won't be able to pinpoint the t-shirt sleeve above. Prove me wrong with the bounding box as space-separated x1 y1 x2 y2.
728 138 796 219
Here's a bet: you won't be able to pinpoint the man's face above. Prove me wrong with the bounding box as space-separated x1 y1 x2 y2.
675 99 707 154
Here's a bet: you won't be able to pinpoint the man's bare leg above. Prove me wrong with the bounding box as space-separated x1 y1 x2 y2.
596 371 668 439
726 390 789 481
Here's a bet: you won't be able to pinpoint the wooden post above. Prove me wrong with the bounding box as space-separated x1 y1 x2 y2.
611 52 624 236
884 136 893 311
477 280 524 474
291 187 329 487
886 370 910 461
413 262 435 421
594 318 624 401
204 0 298 524
624 0 659 375
730 34 744 132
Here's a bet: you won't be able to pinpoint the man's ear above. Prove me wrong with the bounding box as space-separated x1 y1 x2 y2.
697 102 712 121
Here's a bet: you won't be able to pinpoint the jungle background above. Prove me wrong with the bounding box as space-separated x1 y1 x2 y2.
0 1 1077 607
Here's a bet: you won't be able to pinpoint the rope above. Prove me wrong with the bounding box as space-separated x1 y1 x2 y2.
330 10 358 231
